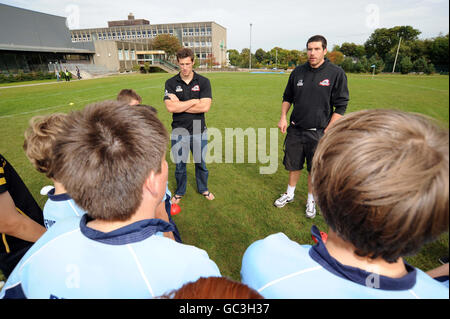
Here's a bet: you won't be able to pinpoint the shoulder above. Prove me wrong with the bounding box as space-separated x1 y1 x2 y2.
195 72 211 84
325 61 346 75
412 268 450 299
165 74 179 85
241 233 317 296
243 233 309 263
291 64 307 75
1 217 82 293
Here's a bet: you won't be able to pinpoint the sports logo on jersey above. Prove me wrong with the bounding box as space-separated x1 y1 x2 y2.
176 86 183 92
319 79 330 86
191 85 200 92
297 79 304 87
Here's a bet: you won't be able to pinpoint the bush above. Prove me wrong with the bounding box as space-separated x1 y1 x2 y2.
399 56 413 74
0 71 56 83
340 57 355 73
413 57 427 73
425 63 436 75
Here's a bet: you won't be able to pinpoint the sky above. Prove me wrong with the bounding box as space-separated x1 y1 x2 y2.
1 0 448 51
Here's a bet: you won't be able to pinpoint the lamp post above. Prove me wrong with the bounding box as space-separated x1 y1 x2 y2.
392 36 402 73
249 23 252 71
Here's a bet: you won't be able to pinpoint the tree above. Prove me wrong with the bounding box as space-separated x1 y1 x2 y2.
239 48 257 68
339 42 366 58
340 57 355 73
327 51 344 65
227 49 241 66
365 26 421 60
412 57 428 73
255 48 266 63
152 34 182 58
399 56 413 74
430 34 449 70
367 54 385 74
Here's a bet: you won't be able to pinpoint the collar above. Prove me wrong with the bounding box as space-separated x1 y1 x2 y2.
307 58 329 72
47 187 72 202
309 225 417 291
176 71 198 83
80 214 175 245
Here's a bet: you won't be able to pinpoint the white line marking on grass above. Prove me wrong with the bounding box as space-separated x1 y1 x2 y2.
0 85 162 119
370 78 448 93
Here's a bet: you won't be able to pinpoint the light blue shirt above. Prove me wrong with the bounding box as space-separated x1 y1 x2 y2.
241 226 448 299
42 186 85 228
1 215 220 299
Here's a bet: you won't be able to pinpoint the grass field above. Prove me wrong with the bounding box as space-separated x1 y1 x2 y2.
0 72 448 283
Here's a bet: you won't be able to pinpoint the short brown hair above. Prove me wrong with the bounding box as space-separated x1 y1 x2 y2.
312 109 449 263
117 89 142 105
307 35 327 50
52 100 168 221
176 47 195 62
160 277 263 299
23 113 67 179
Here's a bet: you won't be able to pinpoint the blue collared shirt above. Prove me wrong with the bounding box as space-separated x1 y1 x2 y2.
2 214 220 299
241 226 448 299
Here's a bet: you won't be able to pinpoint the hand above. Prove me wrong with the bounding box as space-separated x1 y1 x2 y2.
278 117 288 134
168 93 179 102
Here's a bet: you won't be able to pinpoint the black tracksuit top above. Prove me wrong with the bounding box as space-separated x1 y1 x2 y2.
283 59 349 130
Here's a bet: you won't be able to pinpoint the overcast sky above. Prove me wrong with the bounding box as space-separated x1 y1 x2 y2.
1 0 448 51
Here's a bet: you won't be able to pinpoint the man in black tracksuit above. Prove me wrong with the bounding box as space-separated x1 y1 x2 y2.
274 35 349 218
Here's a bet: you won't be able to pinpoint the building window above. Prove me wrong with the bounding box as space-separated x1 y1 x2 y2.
124 49 129 60
131 50 136 60
118 49 124 60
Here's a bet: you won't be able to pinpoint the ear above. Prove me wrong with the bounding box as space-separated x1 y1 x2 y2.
143 171 158 198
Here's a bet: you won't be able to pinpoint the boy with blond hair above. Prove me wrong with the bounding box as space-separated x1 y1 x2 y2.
23 113 86 228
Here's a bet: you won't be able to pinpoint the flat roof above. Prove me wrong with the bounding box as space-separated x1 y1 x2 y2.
0 4 95 54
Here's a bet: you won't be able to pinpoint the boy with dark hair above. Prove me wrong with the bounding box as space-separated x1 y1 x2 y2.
1 101 220 299
242 109 449 298
164 47 214 204
117 89 142 106
23 113 86 228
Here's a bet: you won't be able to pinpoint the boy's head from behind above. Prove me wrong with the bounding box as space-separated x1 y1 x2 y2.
52 100 168 221
117 89 142 106
23 113 67 180
312 109 449 263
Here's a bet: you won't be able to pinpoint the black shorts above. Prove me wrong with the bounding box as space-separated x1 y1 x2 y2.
282 126 324 172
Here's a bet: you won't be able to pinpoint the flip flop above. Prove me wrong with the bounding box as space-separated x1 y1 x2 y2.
172 194 183 204
202 191 215 201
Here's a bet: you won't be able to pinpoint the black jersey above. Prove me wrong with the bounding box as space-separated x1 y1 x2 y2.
164 71 212 135
0 154 44 277
283 59 349 130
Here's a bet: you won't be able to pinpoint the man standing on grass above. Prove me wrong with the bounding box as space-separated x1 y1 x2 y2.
164 48 214 204
274 35 349 218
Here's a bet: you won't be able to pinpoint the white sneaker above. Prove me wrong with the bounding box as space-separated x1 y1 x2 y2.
274 193 294 208
305 201 316 218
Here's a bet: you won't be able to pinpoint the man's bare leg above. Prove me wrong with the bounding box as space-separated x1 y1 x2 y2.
274 170 301 208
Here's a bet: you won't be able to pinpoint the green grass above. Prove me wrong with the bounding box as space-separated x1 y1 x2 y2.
0 72 448 282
